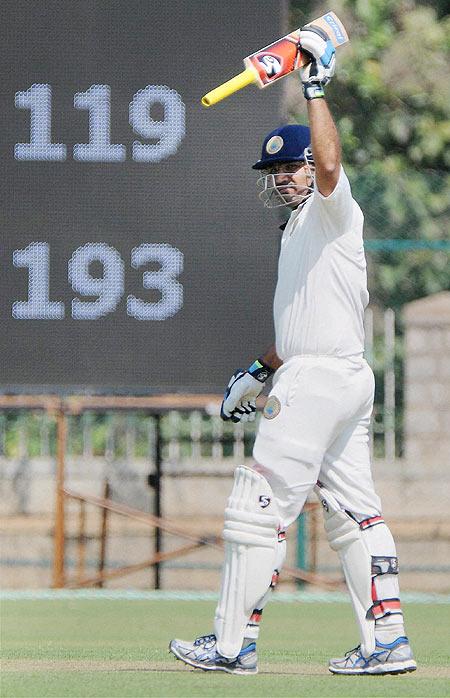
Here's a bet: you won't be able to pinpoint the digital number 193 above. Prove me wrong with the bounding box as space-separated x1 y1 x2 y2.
12 242 184 321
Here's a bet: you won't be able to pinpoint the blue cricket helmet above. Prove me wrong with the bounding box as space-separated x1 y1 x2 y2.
252 124 312 170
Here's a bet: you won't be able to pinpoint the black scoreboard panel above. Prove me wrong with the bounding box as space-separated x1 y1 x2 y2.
1 0 284 393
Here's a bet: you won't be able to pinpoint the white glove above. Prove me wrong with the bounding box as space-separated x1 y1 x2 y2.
220 360 274 423
299 24 336 100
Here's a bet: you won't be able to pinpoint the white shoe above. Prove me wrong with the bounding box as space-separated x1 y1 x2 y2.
329 636 417 675
169 633 258 675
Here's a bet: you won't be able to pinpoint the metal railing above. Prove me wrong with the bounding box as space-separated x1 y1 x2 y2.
0 307 400 462
0 394 328 591
364 306 397 460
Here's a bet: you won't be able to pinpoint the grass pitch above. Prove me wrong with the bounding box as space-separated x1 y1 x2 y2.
1 597 449 697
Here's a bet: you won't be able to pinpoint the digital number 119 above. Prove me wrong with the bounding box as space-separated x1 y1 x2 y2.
14 84 185 163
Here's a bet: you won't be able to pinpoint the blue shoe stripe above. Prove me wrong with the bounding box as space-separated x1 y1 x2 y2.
239 643 256 657
376 636 408 650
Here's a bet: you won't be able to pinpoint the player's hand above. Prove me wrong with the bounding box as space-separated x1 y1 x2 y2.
220 360 274 423
299 24 336 100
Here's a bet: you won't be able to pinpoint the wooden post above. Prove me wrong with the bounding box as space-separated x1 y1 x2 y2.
52 405 67 588
97 480 110 588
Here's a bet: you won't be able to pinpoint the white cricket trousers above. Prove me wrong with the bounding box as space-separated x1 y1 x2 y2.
253 355 381 528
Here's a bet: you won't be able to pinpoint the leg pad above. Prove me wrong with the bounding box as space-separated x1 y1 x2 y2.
214 466 280 658
316 484 375 657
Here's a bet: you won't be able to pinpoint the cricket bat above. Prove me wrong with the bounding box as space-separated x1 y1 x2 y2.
201 11 348 107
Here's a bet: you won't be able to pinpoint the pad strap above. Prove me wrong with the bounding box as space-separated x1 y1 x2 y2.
371 556 399 576
359 515 384 530
368 555 401 620
367 598 402 620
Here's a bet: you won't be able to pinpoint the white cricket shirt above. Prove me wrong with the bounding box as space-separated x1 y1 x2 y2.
274 166 369 360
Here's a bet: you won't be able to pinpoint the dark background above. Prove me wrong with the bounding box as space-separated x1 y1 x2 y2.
1 0 284 393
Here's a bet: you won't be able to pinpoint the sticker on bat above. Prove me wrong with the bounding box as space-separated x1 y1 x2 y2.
257 53 283 78
323 13 347 44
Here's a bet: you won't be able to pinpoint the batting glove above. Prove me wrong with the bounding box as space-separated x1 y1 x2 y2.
220 359 274 423
299 24 336 100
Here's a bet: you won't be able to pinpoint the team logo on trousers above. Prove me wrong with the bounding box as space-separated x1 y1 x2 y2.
263 395 281 419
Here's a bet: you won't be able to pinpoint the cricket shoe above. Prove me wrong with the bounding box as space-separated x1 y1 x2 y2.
169 633 258 675
329 636 417 675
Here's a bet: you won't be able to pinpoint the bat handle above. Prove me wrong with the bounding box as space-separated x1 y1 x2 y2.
201 68 256 107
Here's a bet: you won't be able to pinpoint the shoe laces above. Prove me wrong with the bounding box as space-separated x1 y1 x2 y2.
345 645 361 658
194 634 216 648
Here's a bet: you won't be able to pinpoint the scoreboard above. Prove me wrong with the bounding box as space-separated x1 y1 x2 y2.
1 0 283 393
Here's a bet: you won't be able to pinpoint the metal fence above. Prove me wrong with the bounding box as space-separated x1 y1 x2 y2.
0 307 398 463
1 304 449 593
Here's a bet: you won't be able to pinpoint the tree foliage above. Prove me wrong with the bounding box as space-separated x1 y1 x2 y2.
291 0 450 309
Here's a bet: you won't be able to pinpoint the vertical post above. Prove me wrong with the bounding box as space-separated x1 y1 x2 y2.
212 415 223 460
125 412 136 462
18 410 27 460
76 500 86 585
296 512 308 588
105 412 115 461
364 307 374 460
233 421 245 461
82 411 93 458
309 505 318 573
190 410 202 461
40 411 50 457
384 308 396 461
0 412 5 456
53 405 67 588
154 413 162 589
98 479 110 588
167 410 181 462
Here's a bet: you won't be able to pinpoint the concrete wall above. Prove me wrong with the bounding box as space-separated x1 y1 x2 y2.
2 293 450 592
1 456 449 592
404 291 450 466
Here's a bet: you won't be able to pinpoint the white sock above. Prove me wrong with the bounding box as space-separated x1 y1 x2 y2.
375 616 406 644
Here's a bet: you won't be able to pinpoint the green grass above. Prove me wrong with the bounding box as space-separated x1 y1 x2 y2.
1 599 449 697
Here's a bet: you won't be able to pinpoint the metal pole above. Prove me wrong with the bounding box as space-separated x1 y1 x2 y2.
98 480 110 588
384 308 396 461
154 413 162 589
82 411 93 458
296 512 308 588
76 500 86 585
364 307 374 460
0 412 5 456
52 405 67 588
309 505 318 573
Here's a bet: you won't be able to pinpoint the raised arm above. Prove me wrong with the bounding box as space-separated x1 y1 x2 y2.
298 24 341 196
307 99 341 197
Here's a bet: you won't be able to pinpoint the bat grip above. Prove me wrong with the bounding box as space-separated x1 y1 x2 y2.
201 68 256 107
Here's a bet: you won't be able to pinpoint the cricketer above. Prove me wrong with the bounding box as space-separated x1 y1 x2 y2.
170 23 417 676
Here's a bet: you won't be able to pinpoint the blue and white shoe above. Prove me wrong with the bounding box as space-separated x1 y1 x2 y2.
169 633 258 675
329 636 417 675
